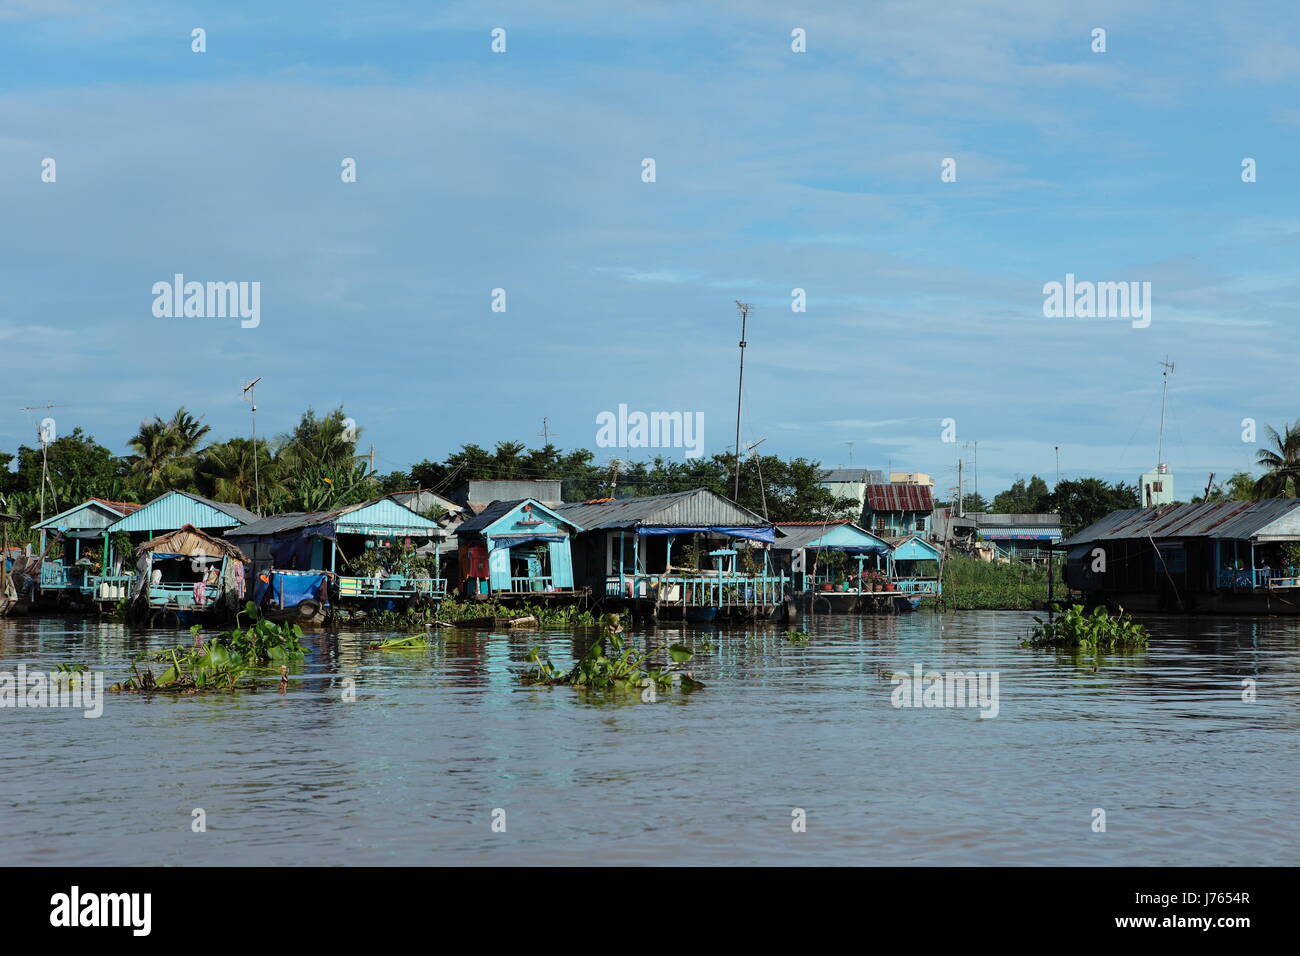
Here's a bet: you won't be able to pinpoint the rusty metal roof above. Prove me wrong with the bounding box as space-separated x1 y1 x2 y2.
864 484 934 513
1060 499 1300 546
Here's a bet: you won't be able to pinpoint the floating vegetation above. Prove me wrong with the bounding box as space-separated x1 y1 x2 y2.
522 614 703 693
1022 604 1149 650
366 634 432 650
438 599 597 628
110 602 308 694
784 629 811 645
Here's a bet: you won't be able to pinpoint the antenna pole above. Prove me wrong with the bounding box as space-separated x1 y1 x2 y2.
1157 357 1174 469
243 377 263 516
733 301 751 501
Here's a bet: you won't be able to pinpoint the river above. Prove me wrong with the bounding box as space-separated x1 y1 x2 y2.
2 611 1297 865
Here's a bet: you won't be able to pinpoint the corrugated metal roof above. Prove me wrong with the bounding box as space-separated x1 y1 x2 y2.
774 522 887 551
32 498 133 531
107 491 257 533
976 512 1061 527
1060 499 1300 546
228 497 443 538
819 469 884 484
554 488 770 531
864 484 934 512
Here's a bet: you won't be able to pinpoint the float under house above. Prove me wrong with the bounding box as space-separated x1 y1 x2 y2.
127 525 250 627
96 491 257 607
29 498 142 601
1060 499 1300 614
555 488 785 622
772 521 898 614
225 496 448 618
453 498 582 600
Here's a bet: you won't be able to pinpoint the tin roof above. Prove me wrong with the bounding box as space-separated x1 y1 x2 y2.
976 513 1062 528
456 498 578 534
106 490 257 533
554 488 770 531
864 484 934 512
228 496 444 538
774 522 888 551
1060 499 1300 546
819 468 884 484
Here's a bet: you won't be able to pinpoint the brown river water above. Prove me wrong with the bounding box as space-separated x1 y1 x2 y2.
1 610 1297 865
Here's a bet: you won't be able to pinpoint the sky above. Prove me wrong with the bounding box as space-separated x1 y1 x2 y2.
2 0 1298 502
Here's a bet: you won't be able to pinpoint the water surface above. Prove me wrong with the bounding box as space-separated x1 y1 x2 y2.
2 611 1297 865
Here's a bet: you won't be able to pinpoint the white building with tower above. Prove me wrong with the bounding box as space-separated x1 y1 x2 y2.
1140 464 1174 507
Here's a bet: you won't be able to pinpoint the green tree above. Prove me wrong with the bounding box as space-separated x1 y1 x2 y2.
991 476 1050 513
195 438 279 509
1049 478 1140 536
1254 421 1300 498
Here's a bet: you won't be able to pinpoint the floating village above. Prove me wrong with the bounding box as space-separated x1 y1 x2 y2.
5 451 1300 625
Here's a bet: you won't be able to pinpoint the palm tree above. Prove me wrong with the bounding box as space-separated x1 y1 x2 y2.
127 419 185 491
126 408 211 493
196 438 279 508
1254 421 1300 498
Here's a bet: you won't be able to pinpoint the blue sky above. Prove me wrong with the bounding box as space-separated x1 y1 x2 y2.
2 0 1298 501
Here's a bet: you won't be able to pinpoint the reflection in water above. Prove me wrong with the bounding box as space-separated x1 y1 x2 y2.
1 611 1297 865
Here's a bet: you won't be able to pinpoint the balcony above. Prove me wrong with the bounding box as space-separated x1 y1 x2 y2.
1217 568 1300 590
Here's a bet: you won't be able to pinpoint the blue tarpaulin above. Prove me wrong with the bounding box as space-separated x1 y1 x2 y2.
636 526 777 544
255 571 326 608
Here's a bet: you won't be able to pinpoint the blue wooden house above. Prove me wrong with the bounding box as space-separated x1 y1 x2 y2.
862 484 935 537
226 496 448 620
92 491 257 607
885 534 943 605
30 498 142 598
453 498 582 597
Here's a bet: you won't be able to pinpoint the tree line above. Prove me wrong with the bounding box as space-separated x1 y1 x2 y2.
3 406 1296 541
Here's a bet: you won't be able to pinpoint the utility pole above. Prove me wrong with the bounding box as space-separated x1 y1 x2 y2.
1054 445 1060 489
242 377 262 516
956 459 965 518
847 441 854 469
608 459 623 497
1203 472 1216 503
368 443 376 474
733 301 751 501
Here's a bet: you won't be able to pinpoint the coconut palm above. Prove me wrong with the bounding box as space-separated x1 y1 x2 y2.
1254 421 1300 498
126 408 211 493
196 438 280 509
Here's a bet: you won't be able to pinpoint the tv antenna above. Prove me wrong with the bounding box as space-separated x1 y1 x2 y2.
242 377 262 516
20 402 67 522
733 301 752 500
1156 357 1174 470
538 417 557 447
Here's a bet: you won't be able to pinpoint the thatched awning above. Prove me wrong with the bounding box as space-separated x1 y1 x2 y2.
134 524 248 562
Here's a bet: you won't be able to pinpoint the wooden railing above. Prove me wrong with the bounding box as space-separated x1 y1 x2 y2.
336 576 448 599
606 573 788 607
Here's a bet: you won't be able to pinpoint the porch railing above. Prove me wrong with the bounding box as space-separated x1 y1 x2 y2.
508 576 555 592
606 573 788 607
1217 568 1300 590
894 577 941 595
336 575 448 599
148 582 227 607
87 574 133 600
40 562 74 589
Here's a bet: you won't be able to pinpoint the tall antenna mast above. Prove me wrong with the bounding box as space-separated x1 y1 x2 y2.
733 301 751 500
538 417 557 447
242 377 263 516
20 402 65 523
1156 357 1174 469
